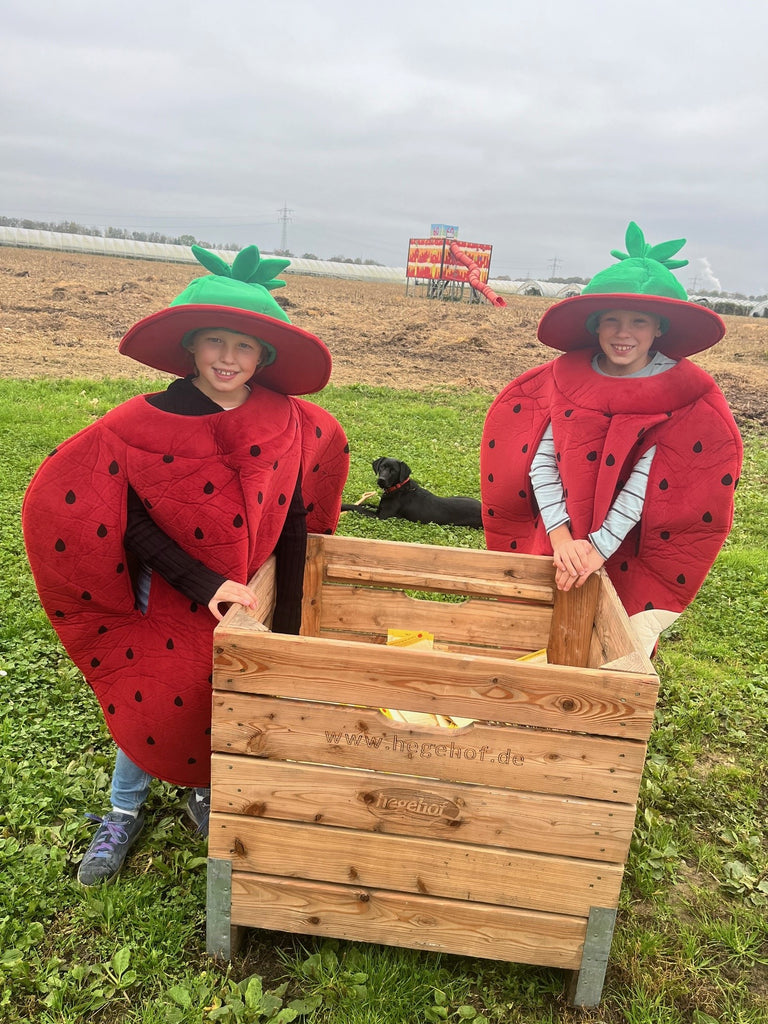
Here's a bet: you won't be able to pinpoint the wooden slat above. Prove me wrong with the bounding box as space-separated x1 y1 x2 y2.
590 572 655 674
315 630 537 660
299 535 325 637
324 561 554 604
216 556 276 632
210 816 622 917
210 756 636 862
212 632 659 740
548 575 601 668
317 586 553 651
314 535 556 590
229 872 587 969
210 694 646 802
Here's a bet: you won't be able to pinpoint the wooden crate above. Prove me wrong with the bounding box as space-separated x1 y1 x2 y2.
207 535 658 1006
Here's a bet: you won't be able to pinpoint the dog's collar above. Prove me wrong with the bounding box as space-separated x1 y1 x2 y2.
384 477 411 494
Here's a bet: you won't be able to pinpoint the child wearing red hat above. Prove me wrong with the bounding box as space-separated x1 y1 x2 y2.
481 223 742 655
23 245 349 884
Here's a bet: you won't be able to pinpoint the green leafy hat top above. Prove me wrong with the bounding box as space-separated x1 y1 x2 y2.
119 244 331 395
537 222 725 358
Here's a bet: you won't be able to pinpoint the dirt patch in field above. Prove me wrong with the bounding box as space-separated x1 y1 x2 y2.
2 246 767 426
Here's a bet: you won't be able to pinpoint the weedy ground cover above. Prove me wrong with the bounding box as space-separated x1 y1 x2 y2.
1 379 766 1023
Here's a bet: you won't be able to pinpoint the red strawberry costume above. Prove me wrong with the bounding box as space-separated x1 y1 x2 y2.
23 245 349 789
482 348 741 618
481 223 742 648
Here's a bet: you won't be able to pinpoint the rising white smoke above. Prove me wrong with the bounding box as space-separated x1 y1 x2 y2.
688 257 722 294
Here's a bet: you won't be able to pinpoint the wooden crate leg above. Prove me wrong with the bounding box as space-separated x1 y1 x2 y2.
565 906 617 1007
206 857 244 959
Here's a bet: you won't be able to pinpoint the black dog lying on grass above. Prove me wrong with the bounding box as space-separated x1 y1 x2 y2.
341 457 483 527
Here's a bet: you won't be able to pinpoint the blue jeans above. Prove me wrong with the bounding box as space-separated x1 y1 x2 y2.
110 748 210 812
111 748 153 812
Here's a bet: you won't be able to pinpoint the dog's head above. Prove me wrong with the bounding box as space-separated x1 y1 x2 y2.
372 457 411 490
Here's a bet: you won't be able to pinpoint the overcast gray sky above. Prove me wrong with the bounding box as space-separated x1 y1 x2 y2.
2 0 766 294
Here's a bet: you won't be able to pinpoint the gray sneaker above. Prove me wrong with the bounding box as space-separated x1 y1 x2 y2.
185 789 210 837
77 811 145 885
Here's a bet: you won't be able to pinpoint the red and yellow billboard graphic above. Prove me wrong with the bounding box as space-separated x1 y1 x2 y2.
406 238 492 284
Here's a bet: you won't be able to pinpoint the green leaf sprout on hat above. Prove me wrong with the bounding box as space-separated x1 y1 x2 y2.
609 221 689 272
191 244 290 291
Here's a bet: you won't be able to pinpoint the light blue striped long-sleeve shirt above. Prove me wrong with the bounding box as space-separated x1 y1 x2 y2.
529 350 675 559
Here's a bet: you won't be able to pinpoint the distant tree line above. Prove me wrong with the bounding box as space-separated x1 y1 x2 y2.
0 216 239 251
275 249 383 266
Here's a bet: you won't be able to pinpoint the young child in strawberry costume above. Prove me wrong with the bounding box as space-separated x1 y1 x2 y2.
481 223 742 655
23 245 349 884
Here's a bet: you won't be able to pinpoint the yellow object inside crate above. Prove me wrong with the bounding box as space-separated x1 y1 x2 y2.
380 629 547 728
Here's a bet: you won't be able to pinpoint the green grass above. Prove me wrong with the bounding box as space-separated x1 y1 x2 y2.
1 378 766 1023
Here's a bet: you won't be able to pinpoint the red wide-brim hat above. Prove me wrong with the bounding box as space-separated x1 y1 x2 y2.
119 304 332 396
537 292 725 359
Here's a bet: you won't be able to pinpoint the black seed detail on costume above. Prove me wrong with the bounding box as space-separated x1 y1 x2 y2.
190 602 198 613
487 508 495 517
116 562 124 573
315 426 322 438
109 461 119 475
693 441 703 453
721 474 733 486
661 531 670 540
563 488 568 498
556 451 561 462
205 727 212 736
90 658 100 668
81 591 92 601
620 562 629 572
488 439 496 448
166 638 174 650
565 409 573 418
49 448 58 457
645 602 654 610
126 648 134 660
97 524 107 538
257 491 263 503
55 538 66 552
55 610 64 617
312 463 320 472
187 757 196 765
587 451 598 462
250 445 261 457
659 479 669 490
278 493 287 505
666 411 672 418
147 736 155 745
98 625 108 634
324 528 333 534
174 696 183 707
65 490 76 504
194 527 204 539
606 454 616 467
134 690 142 702
487 473 494 482
510 540 517 550
702 511 713 523
518 490 527 499
271 461 278 471
637 427 645 438
306 502 314 512
163 454 174 463
344 443 350 453
233 514 243 527
513 403 521 413
677 574 686 585
107 704 115 715
204 482 214 494
522 444 528 453
144 498 152 509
